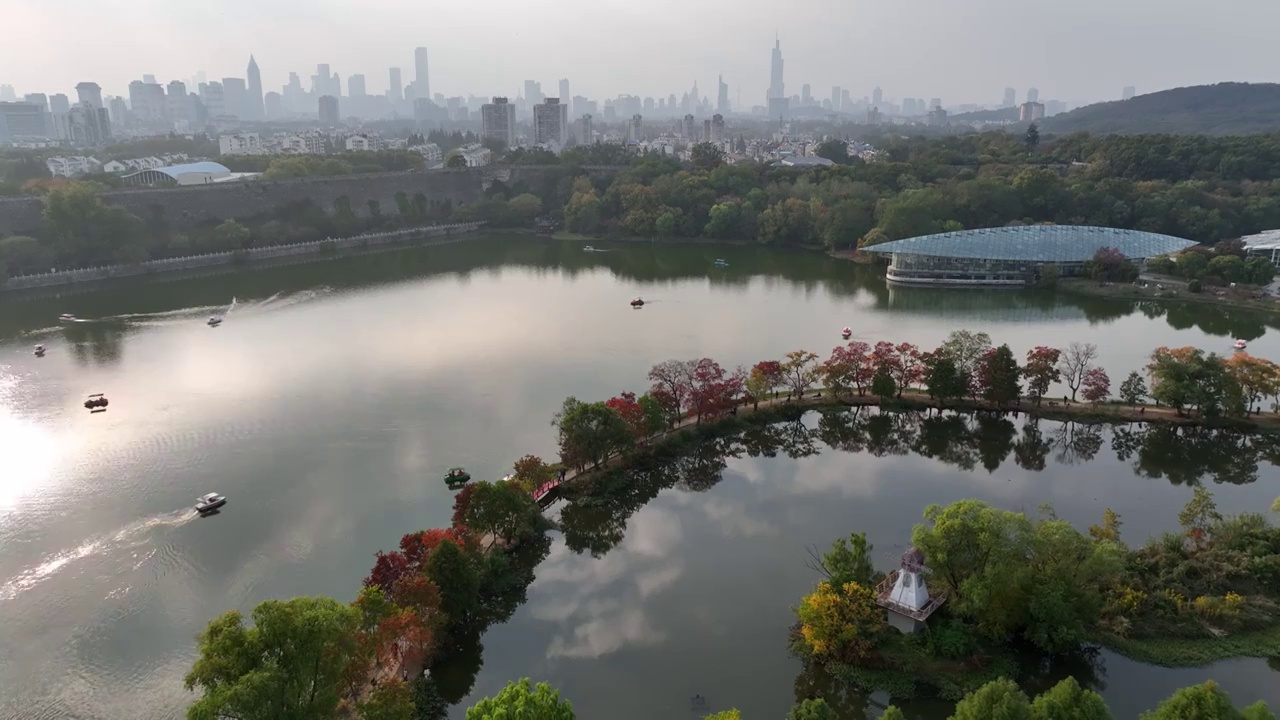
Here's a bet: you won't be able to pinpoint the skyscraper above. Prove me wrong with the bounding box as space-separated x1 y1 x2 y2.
524 80 543 106
801 84 811 106
201 82 225 118
711 114 725 143
831 86 841 110
1002 87 1016 107
167 80 191 125
318 95 340 125
559 79 570 108
682 114 696 140
579 114 593 145
768 37 785 101
414 47 430 99
532 98 568 147
1026 88 1039 104
222 78 247 119
388 68 403 102
314 64 332 96
24 93 49 113
75 82 103 109
872 87 883 106
49 94 70 114
717 74 729 113
246 55 264 120
349 74 367 97
481 97 516 148
0 85 16 101
930 98 941 111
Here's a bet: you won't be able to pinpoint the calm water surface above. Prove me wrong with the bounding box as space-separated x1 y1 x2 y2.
0 234 1278 719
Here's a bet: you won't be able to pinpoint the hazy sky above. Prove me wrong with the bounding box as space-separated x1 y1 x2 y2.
6 0 1280 108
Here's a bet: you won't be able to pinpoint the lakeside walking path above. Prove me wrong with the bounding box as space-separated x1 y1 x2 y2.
533 389 1280 506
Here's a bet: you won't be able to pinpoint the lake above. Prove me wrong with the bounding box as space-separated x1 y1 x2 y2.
0 233 1277 719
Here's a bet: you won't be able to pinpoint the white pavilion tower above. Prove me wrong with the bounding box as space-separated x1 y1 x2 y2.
874 546 946 633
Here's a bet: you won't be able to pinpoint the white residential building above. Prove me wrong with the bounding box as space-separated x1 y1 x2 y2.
455 143 491 168
46 156 102 177
412 142 443 163
219 133 265 156
281 132 325 154
481 97 517 148
532 98 569 149
344 133 383 151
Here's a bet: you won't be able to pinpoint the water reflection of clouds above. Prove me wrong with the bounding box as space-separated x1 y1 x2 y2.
531 507 683 659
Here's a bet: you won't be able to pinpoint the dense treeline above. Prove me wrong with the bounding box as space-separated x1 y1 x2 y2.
219 149 426 176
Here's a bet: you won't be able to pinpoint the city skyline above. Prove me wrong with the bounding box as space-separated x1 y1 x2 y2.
6 0 1280 108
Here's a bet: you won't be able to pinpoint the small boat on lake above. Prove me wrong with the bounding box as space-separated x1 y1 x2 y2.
207 316 222 327
59 313 77 323
196 493 227 513
714 259 729 267
583 245 596 251
1234 339 1248 350
444 467 471 486
84 393 109 412
33 344 45 357
841 327 852 338
631 298 645 307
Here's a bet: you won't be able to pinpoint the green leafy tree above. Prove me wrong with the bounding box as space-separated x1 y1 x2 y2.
463 481 540 548
880 709 907 720
43 182 147 267
978 345 1022 407
691 143 725 170
795 580 885 662
952 678 1032 720
213 219 252 251
941 330 993 390
1139 681 1274 720
704 712 742 720
184 596 361 720
1208 254 1246 284
821 199 875 250
1030 677 1113 720
465 678 574 720
424 539 480 622
1178 486 1222 549
924 352 966 406
1177 251 1209 279
1023 346 1062 407
506 193 543 225
788 698 835 720
0 235 54 275
563 189 603 234
360 680 415 720
1025 123 1041 153
1088 508 1123 544
1119 371 1148 405
816 532 875 587
870 365 897 398
815 139 850 164
1244 257 1275 285
553 397 633 470
446 154 468 169
874 187 955 240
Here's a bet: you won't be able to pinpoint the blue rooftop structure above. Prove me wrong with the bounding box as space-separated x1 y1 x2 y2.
864 225 1196 263
121 161 231 186
865 225 1198 287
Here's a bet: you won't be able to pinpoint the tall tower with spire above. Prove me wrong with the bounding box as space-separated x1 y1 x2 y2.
768 35 785 102
246 55 264 120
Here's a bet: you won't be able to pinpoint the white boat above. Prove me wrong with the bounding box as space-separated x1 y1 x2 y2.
207 316 223 327
1234 339 1248 350
196 493 227 513
714 259 729 267
841 327 852 337
33 344 45 357
583 245 596 251
58 313 76 323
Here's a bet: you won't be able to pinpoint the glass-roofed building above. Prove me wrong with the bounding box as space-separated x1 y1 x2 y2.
863 225 1197 287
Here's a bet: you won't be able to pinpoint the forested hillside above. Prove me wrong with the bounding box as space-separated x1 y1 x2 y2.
1044 83 1280 136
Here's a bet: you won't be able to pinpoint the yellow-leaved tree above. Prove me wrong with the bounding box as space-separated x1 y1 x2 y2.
795 580 884 663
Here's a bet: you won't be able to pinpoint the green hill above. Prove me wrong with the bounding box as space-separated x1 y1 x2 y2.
1043 82 1280 136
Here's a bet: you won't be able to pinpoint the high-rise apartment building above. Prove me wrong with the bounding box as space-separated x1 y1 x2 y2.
1003 87 1016 107
414 47 430 99
579 114 593 145
768 38 785 101
318 95 340 125
559 79 570 112
75 82 103 109
23 93 48 112
717 75 729 114
349 75 367 97
1019 101 1045 122
167 81 191 125
682 114 696 140
0 102 50 140
264 92 282 119
246 55 264 120
930 98 941 111
201 82 226 118
831 87 841 110
0 85 16 102
389 68 403 102
524 80 543 106
222 78 247 119
1026 88 1039 104
702 119 712 142
801 84 811 106
49 94 70 114
872 87 883 106
314 64 331 96
630 114 643 142
107 97 129 127
532 98 568 147
711 114 725 143
481 97 517 147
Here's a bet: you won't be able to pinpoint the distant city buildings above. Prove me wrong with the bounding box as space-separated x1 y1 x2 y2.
481 97 517 148
768 38 785 103
318 95 340 125
1002 87 1016 107
1122 86 1136 100
926 106 948 126
718 75 730 114
414 47 430 100
1019 101 1045 122
0 101 48 141
1026 88 1039 104
246 56 265 120
711 114 725 142
579 114 593 144
219 132 264 155
532 98 569 148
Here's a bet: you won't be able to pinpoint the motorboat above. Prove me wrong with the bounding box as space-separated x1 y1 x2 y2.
583 245 596 251
631 298 645 307
714 259 729 267
444 467 471 486
841 327 852 338
196 493 227 513
33 344 45 357
58 313 77 323
207 316 223 327
84 393 109 411
1234 339 1248 350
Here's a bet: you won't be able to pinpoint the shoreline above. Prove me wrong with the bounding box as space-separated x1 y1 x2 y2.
1059 277 1280 316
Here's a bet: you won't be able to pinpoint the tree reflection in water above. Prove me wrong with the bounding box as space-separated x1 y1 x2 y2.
559 409 1278 558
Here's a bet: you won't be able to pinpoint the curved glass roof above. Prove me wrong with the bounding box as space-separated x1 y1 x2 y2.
864 225 1197 262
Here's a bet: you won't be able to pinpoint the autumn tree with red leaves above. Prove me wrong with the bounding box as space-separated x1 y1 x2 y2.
1024 346 1062 406
1081 367 1111 404
647 359 697 425
688 358 744 422
753 360 785 399
783 350 820 398
364 550 410 590
605 392 650 439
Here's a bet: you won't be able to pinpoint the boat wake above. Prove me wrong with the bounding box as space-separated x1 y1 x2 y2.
0 508 198 601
